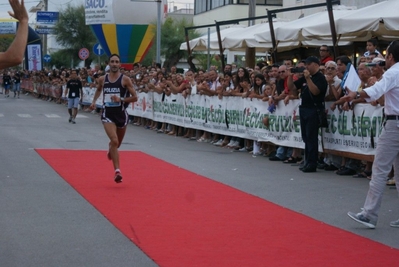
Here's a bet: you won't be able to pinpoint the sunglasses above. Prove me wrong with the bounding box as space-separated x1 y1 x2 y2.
319 49 328 52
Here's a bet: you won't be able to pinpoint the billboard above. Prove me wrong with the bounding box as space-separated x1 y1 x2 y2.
27 44 42 71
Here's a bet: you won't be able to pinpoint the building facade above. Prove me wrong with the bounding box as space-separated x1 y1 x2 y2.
193 0 387 25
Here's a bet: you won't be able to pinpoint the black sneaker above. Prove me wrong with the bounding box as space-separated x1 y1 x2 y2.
114 171 123 183
347 211 376 229
71 118 76 124
69 116 72 123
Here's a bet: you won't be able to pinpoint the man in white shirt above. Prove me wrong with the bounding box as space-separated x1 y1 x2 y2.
342 40 399 229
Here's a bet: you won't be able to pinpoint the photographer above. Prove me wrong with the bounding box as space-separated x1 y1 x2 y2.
287 56 327 173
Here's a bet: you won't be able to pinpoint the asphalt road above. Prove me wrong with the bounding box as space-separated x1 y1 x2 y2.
1 93 398 266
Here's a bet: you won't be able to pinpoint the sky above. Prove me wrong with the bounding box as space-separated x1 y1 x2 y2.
0 0 194 21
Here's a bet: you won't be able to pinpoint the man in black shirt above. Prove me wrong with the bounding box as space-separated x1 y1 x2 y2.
3 71 12 97
64 69 83 124
12 71 21 98
287 56 328 172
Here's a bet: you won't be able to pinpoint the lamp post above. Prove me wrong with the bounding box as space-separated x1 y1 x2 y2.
29 0 48 55
156 0 161 64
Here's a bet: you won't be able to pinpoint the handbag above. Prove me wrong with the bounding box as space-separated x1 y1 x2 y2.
307 88 328 128
316 107 328 128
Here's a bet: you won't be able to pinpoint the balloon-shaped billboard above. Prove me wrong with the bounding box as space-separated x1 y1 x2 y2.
91 24 155 63
85 0 165 63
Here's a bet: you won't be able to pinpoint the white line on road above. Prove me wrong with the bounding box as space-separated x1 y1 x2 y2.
44 114 61 118
17 114 32 118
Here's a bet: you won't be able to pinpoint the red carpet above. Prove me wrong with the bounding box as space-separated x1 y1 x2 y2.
36 149 399 267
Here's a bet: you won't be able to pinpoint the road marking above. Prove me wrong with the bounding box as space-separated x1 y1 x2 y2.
17 114 32 118
44 114 61 118
76 114 88 118
0 114 4 117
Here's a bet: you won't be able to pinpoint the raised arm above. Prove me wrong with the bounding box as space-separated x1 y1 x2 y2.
0 0 29 69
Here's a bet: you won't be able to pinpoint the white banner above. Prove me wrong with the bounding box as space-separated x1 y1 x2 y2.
81 89 382 156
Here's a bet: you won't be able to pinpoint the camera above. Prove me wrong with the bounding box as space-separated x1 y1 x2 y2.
290 67 306 73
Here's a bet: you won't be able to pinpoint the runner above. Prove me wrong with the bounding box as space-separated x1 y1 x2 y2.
90 54 138 183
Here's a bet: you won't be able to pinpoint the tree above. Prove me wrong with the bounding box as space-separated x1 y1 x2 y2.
0 36 13 53
142 17 200 70
48 49 74 69
52 4 97 68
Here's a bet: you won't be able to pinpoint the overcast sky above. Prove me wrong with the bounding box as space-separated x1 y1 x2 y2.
0 0 194 21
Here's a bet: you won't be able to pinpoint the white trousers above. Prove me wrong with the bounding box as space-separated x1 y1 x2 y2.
362 120 399 223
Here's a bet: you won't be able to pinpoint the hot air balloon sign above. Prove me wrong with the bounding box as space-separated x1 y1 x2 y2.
85 0 166 63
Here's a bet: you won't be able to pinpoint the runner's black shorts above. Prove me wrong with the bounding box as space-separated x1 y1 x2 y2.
101 107 128 128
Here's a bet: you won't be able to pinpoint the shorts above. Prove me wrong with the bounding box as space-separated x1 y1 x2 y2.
68 98 80 109
101 108 128 128
4 84 10 90
13 83 21 92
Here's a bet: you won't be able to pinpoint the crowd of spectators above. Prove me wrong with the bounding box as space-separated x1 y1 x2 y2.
1 38 394 184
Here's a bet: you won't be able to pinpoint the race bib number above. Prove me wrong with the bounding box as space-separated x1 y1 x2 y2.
104 94 121 107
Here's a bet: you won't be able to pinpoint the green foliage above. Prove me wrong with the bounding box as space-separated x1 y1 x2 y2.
0 36 13 53
142 17 200 69
52 4 97 68
193 53 222 72
47 49 73 69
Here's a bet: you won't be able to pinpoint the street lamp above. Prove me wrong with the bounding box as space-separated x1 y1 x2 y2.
29 0 48 55
156 0 161 64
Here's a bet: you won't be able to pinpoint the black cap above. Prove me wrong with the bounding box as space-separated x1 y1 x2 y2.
305 56 320 65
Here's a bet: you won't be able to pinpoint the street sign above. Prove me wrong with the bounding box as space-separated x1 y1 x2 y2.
43 54 51 62
36 11 59 24
35 25 55 35
78 48 90 60
93 43 104 56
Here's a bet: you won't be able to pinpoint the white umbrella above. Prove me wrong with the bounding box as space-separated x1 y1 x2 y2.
179 25 245 51
222 22 287 51
334 0 399 41
254 10 353 43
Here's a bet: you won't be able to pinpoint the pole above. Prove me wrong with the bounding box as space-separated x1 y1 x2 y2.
43 0 48 56
185 28 192 57
267 9 278 63
215 22 225 71
207 28 210 71
245 0 256 68
326 0 339 58
156 0 161 65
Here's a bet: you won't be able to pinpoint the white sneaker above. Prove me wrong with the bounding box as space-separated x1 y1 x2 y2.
214 139 223 146
232 141 240 148
390 219 399 228
226 140 235 147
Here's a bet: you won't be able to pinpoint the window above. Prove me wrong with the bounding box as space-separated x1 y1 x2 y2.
237 0 283 5
194 0 231 14
213 0 225 8
195 0 207 14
